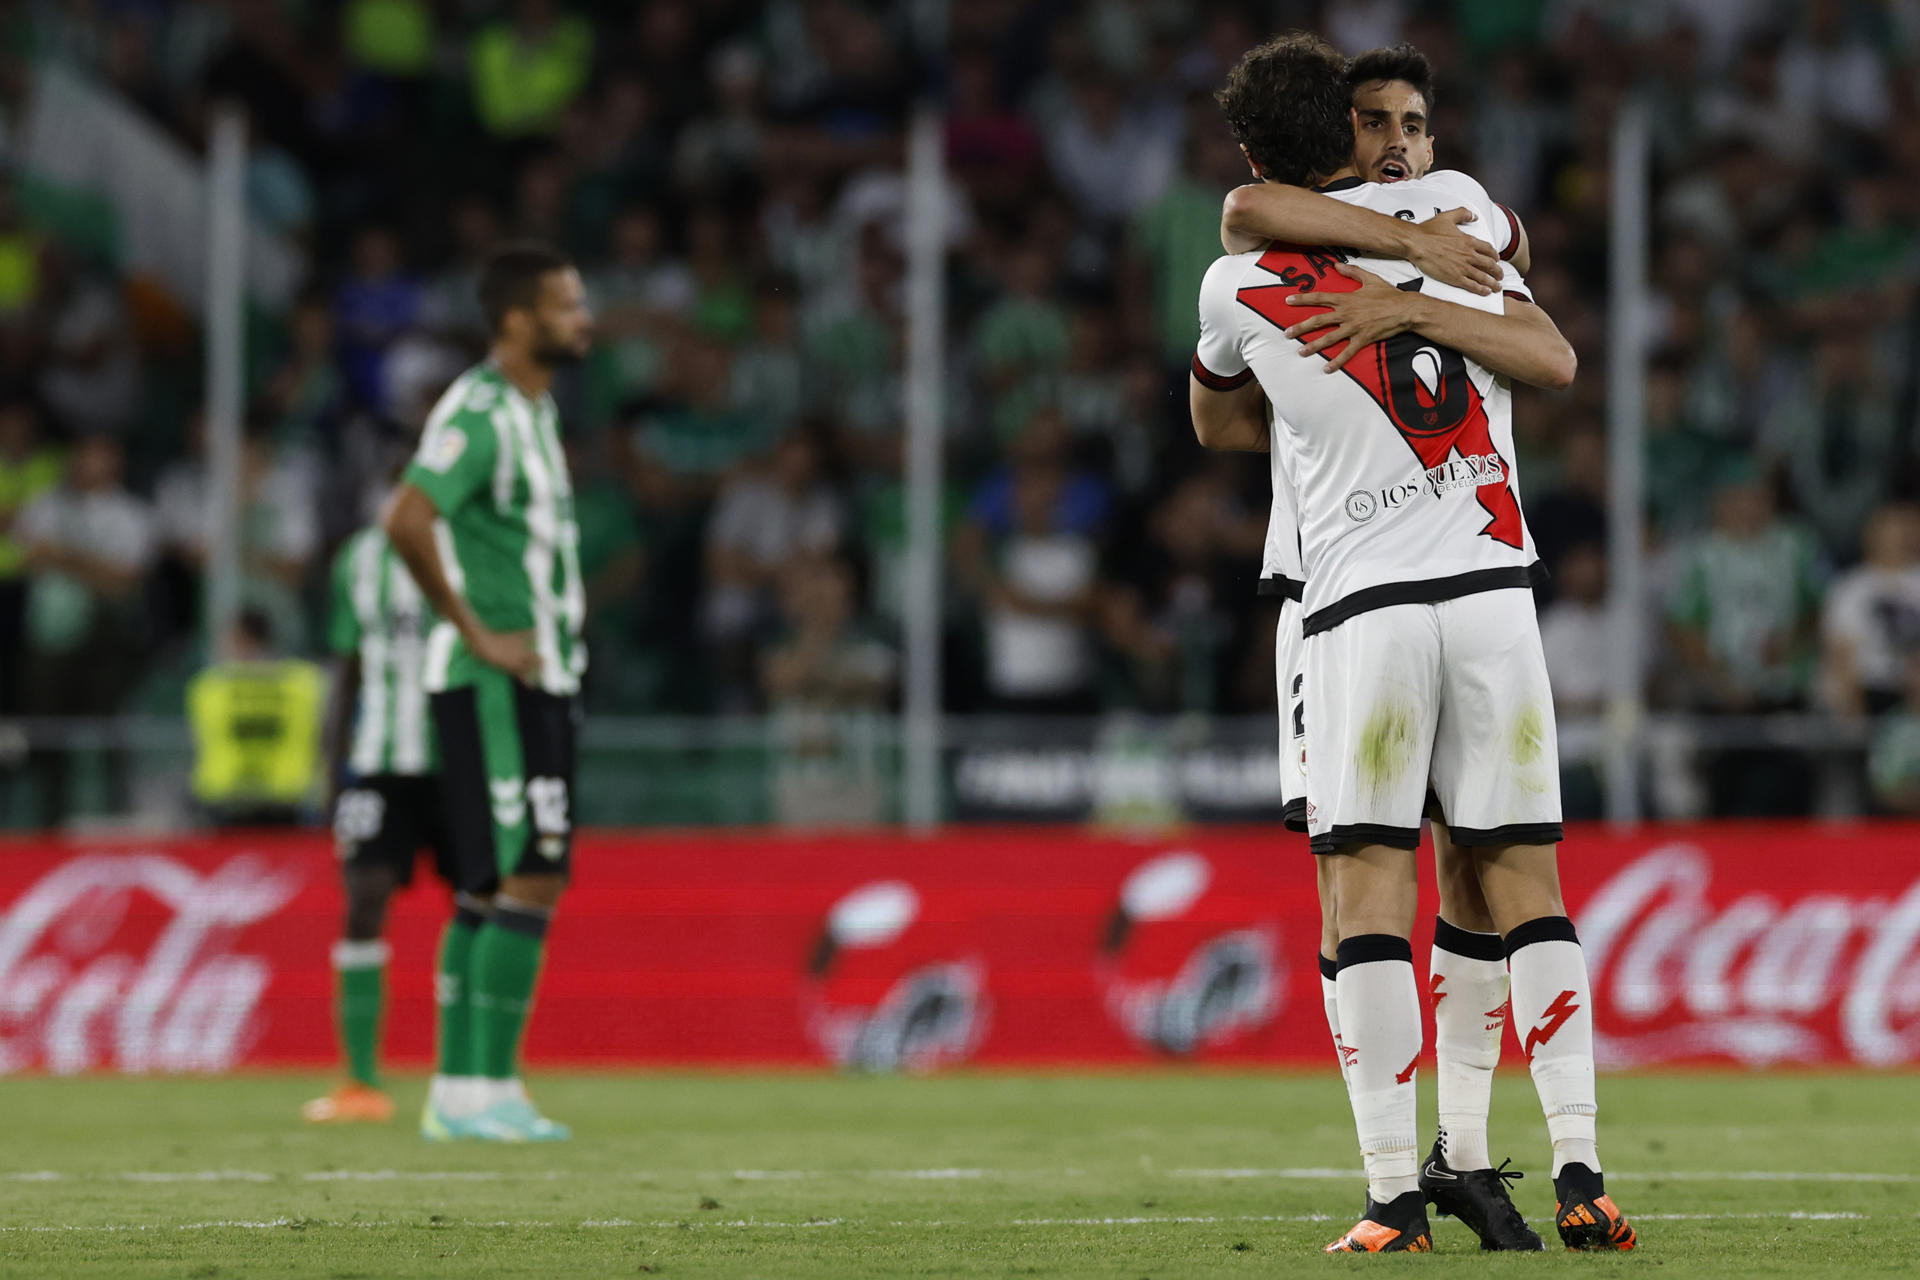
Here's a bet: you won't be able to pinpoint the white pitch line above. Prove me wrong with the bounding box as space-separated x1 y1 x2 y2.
5 1165 1913 1185
0 1210 1881 1235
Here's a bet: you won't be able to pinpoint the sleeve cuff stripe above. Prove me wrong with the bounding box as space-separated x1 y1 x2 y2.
1191 353 1254 391
1497 204 1521 261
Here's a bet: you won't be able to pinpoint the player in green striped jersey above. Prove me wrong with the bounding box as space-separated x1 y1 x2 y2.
304 523 453 1125
384 243 593 1143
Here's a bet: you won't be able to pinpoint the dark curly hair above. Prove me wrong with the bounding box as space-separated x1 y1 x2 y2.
1348 43 1435 115
1214 31 1352 189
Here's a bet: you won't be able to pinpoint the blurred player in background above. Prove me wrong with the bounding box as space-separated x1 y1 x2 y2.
1203 44 1573 1252
384 243 592 1143
1194 32 1630 1254
302 505 446 1125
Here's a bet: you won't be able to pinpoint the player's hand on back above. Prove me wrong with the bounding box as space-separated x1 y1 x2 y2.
1283 264 1422 374
469 626 543 685
1404 208 1500 295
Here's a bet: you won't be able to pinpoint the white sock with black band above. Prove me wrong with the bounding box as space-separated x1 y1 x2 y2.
1336 934 1424 1204
1430 916 1508 1172
1507 915 1600 1177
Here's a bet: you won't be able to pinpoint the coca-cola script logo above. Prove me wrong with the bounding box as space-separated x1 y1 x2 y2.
0 853 302 1075
1581 845 1920 1067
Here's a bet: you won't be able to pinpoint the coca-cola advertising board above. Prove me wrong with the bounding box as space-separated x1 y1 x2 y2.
1 824 1915 1074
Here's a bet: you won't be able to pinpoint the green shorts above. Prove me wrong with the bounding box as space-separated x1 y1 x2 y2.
429 667 579 895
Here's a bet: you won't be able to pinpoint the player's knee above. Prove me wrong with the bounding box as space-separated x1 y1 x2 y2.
341 867 399 940
498 872 566 911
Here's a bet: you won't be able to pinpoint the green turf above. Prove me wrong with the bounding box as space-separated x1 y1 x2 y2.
3 1070 1916 1277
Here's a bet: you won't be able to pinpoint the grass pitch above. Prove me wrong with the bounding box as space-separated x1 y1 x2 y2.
3 1070 1916 1277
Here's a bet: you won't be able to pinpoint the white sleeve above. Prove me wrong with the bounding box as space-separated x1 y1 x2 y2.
1823 575 1868 646
1192 255 1252 391
1421 170 1515 259
1499 260 1533 305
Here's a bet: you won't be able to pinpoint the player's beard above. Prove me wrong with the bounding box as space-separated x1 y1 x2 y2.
532 332 591 367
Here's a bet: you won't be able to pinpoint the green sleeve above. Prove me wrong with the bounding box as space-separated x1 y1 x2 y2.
402 398 499 517
1667 548 1708 629
325 538 362 657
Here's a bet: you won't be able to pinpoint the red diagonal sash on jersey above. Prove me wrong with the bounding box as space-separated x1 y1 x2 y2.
1236 245 1524 549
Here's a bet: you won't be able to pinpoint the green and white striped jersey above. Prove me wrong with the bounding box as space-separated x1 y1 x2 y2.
402 362 587 695
327 527 437 777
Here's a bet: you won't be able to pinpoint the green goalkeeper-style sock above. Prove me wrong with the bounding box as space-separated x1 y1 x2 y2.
436 901 486 1079
332 939 390 1087
469 899 549 1081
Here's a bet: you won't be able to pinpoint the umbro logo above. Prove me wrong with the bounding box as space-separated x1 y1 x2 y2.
490 776 526 828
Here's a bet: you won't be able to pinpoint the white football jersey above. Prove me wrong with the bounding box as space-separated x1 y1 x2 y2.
1194 171 1541 637
1259 405 1304 597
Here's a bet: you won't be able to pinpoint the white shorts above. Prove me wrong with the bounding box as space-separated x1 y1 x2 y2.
1303 588 1561 854
1274 598 1307 832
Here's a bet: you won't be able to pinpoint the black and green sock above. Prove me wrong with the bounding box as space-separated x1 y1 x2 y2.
332 939 389 1087
469 899 549 1081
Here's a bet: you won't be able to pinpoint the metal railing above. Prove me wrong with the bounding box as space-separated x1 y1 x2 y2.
0 711 1887 833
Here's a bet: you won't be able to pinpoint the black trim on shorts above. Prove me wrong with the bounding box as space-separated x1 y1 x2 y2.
1191 352 1255 392
1282 797 1308 833
1309 822 1422 856
1505 914 1579 957
1434 916 1507 961
1301 564 1548 637
1318 953 1338 982
1445 821 1564 848
1336 933 1413 969
1258 574 1305 601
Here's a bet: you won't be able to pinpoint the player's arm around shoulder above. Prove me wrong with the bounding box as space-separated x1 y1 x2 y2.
1190 254 1270 452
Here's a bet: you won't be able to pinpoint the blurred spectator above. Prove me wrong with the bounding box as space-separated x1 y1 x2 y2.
703 431 845 708
761 554 896 827
1759 332 1903 558
1778 0 1889 133
954 422 1110 714
1101 460 1262 712
1540 542 1610 717
342 0 436 81
761 555 896 714
1867 654 1920 815
1668 476 1825 714
1043 73 1175 226
0 400 61 713
16 434 154 818
1643 349 1738 539
730 283 804 436
418 196 504 348
1667 476 1825 815
332 226 420 413
37 251 141 438
260 291 346 452
469 0 593 140
1821 504 1920 718
153 413 319 650
1527 424 1607 585
673 43 766 194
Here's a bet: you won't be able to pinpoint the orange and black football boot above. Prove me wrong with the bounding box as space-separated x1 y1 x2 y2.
1325 1190 1434 1253
1553 1162 1636 1251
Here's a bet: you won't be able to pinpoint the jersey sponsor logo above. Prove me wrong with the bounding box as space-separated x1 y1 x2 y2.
1236 246 1525 549
1344 490 1378 523
421 427 468 474
489 776 525 829
1523 988 1582 1059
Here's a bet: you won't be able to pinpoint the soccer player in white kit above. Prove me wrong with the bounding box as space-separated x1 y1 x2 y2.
1190 32 1634 1254
1199 43 1590 1252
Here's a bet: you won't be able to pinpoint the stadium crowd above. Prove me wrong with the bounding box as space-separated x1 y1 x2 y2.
2 0 1920 819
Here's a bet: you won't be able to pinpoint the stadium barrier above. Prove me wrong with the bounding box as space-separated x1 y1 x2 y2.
0 823 1914 1074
